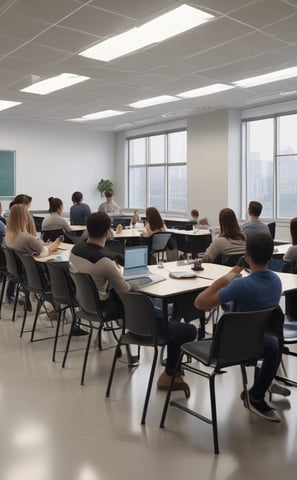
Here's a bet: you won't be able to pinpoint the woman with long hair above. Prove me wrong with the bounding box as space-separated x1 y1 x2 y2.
141 207 166 238
201 208 246 263
5 204 60 256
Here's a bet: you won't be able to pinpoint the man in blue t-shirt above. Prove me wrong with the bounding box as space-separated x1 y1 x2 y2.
195 233 288 422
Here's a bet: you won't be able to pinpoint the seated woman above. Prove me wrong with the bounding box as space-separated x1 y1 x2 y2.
5 204 61 256
201 208 246 263
70 191 91 225
283 217 297 264
141 207 166 237
42 197 72 235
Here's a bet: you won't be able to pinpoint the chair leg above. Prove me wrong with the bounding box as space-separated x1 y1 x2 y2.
62 317 77 368
141 347 158 425
160 353 183 428
98 324 103 350
12 284 20 323
106 340 122 397
80 323 93 385
209 372 219 454
30 297 43 342
52 309 63 362
0 275 7 319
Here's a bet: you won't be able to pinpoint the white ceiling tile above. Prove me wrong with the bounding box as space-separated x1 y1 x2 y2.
6 0 84 23
0 12 49 41
59 5 135 36
263 12 297 42
0 35 24 56
34 26 101 54
228 0 297 28
89 0 174 20
188 0 257 15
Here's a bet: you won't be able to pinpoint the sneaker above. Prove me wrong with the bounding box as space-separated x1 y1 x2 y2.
268 382 291 397
157 370 190 398
240 390 280 422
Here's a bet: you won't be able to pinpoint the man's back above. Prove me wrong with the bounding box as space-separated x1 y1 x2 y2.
242 219 270 237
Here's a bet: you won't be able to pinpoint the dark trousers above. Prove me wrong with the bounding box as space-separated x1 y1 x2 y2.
250 334 281 400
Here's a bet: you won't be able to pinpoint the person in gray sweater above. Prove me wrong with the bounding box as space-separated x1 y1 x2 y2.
242 201 270 237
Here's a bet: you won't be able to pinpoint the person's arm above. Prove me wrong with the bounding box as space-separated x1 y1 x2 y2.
195 266 242 310
101 257 131 293
283 246 295 263
201 238 222 263
83 205 91 224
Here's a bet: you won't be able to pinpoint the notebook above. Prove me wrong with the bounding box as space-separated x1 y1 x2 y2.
123 245 165 286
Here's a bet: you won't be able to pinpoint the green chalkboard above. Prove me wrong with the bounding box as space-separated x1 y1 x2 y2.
0 150 15 197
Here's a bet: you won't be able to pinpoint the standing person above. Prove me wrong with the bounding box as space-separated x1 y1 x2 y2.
201 208 246 263
98 189 122 216
42 197 72 233
195 232 289 422
70 212 196 394
242 201 270 237
70 191 91 225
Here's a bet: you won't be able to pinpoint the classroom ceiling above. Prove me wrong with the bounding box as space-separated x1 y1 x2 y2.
1 0 297 132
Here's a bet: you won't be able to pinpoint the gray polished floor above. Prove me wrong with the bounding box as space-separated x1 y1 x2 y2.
0 300 296 480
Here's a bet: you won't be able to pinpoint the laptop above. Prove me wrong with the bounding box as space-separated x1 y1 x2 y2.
123 245 165 286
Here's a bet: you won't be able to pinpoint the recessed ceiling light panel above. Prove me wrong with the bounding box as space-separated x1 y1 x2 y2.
21 73 89 95
0 100 22 112
129 95 179 108
233 66 297 88
177 83 234 98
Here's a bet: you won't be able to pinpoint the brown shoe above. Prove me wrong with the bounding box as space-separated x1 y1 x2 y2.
157 370 190 398
47 309 58 321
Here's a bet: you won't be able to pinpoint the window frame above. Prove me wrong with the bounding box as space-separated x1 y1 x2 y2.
127 128 187 213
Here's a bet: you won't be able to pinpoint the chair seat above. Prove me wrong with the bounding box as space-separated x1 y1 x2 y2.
182 338 212 365
283 322 297 341
121 332 167 347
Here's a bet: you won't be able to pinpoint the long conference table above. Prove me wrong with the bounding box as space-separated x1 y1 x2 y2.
37 243 297 297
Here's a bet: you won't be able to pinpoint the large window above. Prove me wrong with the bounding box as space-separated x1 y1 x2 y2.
127 130 187 212
242 113 297 219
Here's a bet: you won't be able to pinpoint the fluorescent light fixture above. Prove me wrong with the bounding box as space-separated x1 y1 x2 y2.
20 73 89 95
79 5 214 62
82 110 127 120
280 90 297 97
129 95 179 109
233 66 297 88
0 100 22 111
177 83 234 98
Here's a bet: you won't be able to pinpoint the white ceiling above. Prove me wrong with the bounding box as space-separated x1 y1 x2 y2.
1 0 297 131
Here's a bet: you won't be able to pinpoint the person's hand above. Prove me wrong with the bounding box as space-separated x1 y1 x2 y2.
48 237 61 253
224 265 243 284
231 265 243 275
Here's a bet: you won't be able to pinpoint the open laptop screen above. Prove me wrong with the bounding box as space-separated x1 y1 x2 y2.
124 245 149 277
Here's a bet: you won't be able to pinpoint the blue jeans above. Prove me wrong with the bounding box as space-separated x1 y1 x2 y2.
249 334 281 401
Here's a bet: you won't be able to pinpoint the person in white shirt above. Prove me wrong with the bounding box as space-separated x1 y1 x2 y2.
98 189 122 216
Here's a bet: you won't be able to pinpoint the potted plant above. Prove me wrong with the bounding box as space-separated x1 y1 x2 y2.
97 179 113 197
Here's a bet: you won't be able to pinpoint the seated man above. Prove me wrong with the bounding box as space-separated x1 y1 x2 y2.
70 212 197 395
195 232 289 423
242 201 270 237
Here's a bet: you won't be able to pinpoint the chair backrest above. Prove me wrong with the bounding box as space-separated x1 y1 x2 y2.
46 261 76 306
267 222 276 239
117 291 160 337
17 253 48 293
41 229 64 242
209 307 282 369
150 232 172 253
105 239 124 256
69 271 103 321
0 244 6 273
32 216 45 232
221 253 245 267
3 246 24 281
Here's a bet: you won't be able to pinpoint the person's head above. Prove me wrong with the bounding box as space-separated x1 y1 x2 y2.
12 194 32 209
87 212 111 239
245 233 273 266
48 197 63 214
145 207 164 231
290 217 297 245
6 204 36 236
248 201 263 218
105 189 114 202
72 191 83 204
191 209 199 220
219 208 245 240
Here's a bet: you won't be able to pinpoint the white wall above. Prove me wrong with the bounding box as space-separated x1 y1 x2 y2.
0 119 115 212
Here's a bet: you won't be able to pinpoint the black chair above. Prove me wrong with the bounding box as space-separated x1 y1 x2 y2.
160 307 282 454
0 244 8 318
221 253 245 266
17 253 57 341
32 215 45 233
187 233 212 258
148 232 172 264
105 239 124 256
3 246 29 323
46 261 78 362
106 291 168 424
267 222 276 239
63 272 122 385
41 229 75 244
